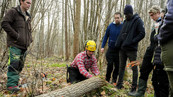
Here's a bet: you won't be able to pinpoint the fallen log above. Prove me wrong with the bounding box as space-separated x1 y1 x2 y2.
36 76 106 97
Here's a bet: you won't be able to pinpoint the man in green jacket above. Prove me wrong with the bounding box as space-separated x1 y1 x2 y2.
1 0 32 93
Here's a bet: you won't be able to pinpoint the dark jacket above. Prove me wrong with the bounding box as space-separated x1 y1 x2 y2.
160 0 173 45
143 18 162 62
1 5 32 50
115 14 145 51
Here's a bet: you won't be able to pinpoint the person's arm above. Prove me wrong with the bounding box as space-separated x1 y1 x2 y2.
160 0 173 44
101 24 110 48
1 9 19 40
132 19 145 43
76 56 93 78
90 56 100 76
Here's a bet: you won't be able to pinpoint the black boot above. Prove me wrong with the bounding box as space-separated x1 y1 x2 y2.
128 79 147 96
115 83 123 89
128 86 136 96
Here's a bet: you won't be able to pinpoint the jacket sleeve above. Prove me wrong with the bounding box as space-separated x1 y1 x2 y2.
160 0 173 44
101 25 110 48
143 30 155 62
90 56 100 76
140 31 155 73
132 19 145 43
1 9 19 40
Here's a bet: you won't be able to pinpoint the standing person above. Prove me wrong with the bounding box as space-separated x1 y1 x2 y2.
115 5 145 94
67 40 100 84
101 12 123 85
160 0 173 96
129 6 169 97
1 0 32 92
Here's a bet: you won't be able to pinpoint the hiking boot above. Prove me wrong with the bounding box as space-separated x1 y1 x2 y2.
115 84 123 89
7 86 20 93
128 79 147 96
128 86 136 96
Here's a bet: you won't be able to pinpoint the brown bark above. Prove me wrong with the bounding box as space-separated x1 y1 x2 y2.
36 77 106 97
65 0 69 60
73 0 81 58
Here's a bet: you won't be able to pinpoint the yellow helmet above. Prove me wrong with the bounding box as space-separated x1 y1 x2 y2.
85 40 96 51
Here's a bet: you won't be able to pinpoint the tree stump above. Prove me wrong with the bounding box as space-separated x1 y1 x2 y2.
36 77 106 97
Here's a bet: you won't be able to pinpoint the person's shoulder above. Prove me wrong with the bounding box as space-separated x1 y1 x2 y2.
134 14 143 24
108 22 114 26
5 7 17 15
76 51 85 58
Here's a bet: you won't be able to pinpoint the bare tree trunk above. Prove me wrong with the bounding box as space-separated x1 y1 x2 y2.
126 0 130 5
66 2 71 58
0 0 10 33
61 0 64 58
0 0 10 68
65 0 69 60
36 1 45 59
137 0 144 14
45 5 55 57
73 0 81 58
30 0 36 20
160 0 165 9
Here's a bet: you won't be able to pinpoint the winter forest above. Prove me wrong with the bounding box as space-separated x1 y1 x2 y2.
0 0 167 96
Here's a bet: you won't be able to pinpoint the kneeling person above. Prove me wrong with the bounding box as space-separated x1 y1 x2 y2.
68 40 100 83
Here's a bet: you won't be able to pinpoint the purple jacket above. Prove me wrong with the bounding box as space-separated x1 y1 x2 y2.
160 0 173 44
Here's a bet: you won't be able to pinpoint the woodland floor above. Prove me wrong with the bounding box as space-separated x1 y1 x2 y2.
0 55 154 97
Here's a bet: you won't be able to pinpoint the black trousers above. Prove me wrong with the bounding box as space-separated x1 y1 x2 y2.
105 48 119 83
139 59 169 97
139 59 153 81
67 67 87 84
117 50 138 87
152 68 169 97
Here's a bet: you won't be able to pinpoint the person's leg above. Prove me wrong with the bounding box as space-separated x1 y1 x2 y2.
18 50 27 73
152 69 160 97
79 72 87 81
68 67 80 84
127 51 138 92
7 47 23 92
105 48 114 82
112 50 119 83
161 40 173 97
116 50 127 89
129 60 153 96
158 70 169 97
152 68 169 97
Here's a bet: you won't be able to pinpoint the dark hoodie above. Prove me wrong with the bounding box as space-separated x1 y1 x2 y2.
115 13 145 51
1 5 32 50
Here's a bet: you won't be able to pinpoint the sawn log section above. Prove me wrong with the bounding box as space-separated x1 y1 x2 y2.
36 77 106 97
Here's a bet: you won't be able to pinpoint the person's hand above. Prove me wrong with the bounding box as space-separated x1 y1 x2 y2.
101 48 104 53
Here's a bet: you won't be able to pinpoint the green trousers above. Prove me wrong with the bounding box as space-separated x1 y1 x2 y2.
161 40 173 97
7 47 26 87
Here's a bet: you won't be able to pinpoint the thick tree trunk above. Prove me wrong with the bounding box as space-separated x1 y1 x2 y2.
36 77 106 97
73 0 81 58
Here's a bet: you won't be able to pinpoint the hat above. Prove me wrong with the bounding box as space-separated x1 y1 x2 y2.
124 5 133 15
